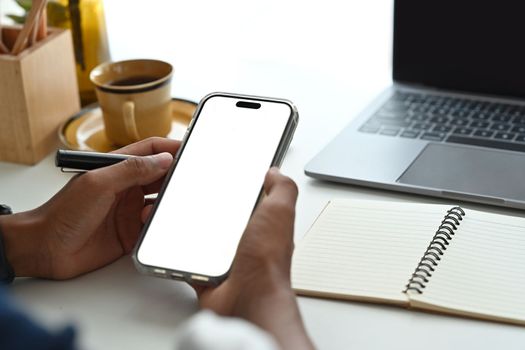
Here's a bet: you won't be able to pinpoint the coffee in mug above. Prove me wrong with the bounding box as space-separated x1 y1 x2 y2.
90 59 173 146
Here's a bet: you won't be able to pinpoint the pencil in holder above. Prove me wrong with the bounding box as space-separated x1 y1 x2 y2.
0 26 80 165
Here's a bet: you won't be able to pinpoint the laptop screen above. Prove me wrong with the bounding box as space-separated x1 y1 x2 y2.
393 1 525 99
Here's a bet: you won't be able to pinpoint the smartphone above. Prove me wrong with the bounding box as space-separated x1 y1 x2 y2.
133 92 298 285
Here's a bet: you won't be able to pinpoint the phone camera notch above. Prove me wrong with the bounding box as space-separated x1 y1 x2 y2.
236 101 261 109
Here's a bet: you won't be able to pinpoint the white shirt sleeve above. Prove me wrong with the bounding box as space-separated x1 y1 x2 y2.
173 310 279 350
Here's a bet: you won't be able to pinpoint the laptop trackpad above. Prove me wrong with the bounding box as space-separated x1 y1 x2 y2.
398 143 525 202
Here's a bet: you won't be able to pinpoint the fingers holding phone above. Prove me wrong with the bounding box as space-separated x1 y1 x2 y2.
195 169 314 350
134 93 299 284
194 167 298 303
232 168 298 280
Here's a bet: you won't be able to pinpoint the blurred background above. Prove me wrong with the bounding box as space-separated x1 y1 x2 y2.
1 0 393 106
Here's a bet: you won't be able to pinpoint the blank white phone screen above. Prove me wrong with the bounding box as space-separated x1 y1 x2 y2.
137 96 292 277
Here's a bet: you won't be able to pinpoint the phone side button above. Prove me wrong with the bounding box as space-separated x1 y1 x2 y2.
191 274 210 282
170 272 184 280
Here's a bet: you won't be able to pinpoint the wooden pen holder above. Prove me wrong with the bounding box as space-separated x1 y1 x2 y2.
0 27 80 165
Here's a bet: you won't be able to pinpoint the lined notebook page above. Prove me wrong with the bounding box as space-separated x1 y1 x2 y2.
409 209 525 325
292 199 452 305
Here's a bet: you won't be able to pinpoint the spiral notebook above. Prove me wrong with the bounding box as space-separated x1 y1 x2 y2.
292 199 525 326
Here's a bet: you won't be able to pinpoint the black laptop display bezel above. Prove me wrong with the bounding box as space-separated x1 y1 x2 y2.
393 0 525 99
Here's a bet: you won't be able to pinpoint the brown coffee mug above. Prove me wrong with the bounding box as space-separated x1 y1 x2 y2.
90 59 173 146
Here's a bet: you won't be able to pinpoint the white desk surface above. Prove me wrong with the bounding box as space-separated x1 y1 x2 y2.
1 1 524 349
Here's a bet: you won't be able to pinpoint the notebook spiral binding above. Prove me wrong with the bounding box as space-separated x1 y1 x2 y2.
403 206 466 294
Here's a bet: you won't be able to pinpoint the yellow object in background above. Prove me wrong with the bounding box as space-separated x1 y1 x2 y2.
47 0 110 105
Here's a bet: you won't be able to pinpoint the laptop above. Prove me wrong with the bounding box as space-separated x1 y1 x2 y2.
305 0 525 210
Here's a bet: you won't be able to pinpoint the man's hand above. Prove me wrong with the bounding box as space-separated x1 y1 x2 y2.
0 137 180 280
141 167 315 349
189 168 314 350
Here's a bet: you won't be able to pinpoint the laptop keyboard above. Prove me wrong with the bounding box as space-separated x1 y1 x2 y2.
359 91 525 153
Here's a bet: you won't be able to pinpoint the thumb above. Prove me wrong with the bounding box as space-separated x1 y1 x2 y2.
263 167 298 201
90 152 173 194
263 167 281 194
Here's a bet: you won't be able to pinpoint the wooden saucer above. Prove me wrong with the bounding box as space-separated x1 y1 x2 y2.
59 98 197 152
